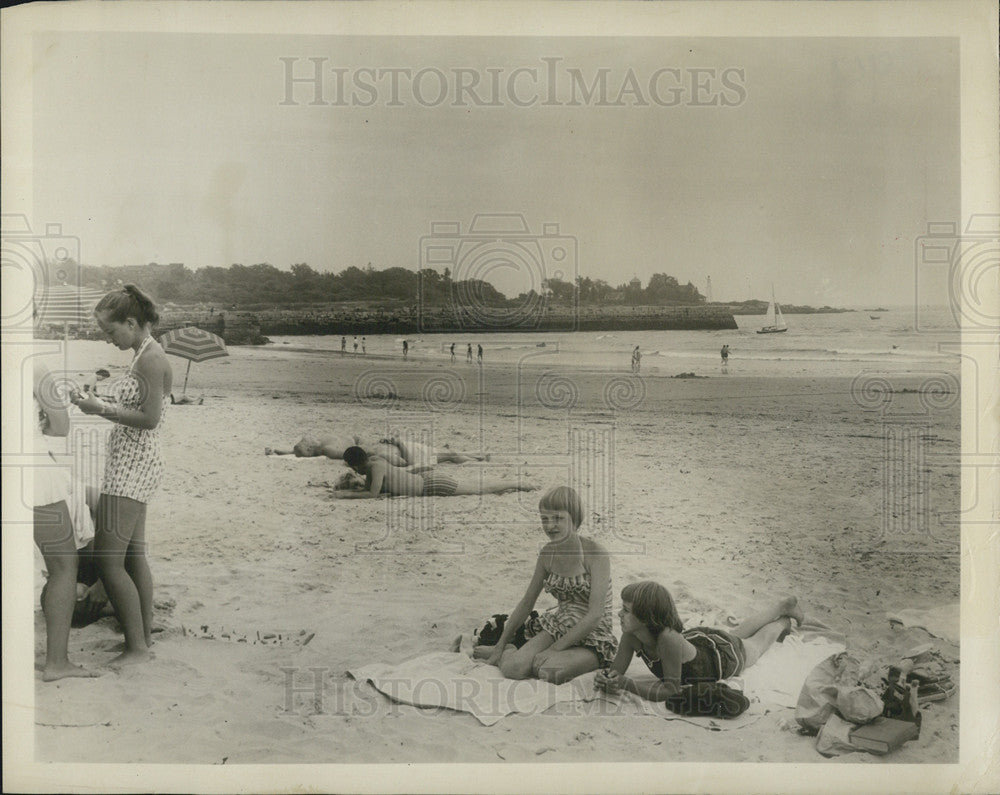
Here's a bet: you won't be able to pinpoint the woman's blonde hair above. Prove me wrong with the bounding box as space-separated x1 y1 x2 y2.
621 580 684 635
538 485 584 529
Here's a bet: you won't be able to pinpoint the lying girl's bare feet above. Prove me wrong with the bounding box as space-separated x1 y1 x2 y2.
781 595 805 626
42 662 103 682
108 648 152 668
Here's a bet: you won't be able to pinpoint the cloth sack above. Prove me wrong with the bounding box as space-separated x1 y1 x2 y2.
796 651 870 733
836 686 883 725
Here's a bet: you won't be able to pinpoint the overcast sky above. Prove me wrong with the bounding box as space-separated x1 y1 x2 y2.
30 32 958 306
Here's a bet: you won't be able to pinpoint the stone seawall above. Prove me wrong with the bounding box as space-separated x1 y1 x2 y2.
49 304 735 345
250 304 737 337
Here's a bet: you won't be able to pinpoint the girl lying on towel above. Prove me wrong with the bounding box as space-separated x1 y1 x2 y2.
473 486 618 684
595 581 804 702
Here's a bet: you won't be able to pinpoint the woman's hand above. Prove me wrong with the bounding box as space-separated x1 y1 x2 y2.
78 581 110 623
72 393 108 416
594 669 624 695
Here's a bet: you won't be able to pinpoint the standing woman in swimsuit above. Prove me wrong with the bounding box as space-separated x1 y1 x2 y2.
72 285 172 666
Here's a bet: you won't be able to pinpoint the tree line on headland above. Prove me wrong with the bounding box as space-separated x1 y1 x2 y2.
76 262 709 309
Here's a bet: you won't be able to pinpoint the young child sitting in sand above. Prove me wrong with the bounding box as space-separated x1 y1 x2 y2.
334 446 533 498
473 486 618 684
594 581 804 701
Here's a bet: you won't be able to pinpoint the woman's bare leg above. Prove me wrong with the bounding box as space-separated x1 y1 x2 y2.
499 632 553 680
730 595 803 639
436 451 488 464
95 495 151 665
34 501 98 680
452 478 538 496
740 619 791 669
123 503 153 647
732 595 805 669
532 646 601 684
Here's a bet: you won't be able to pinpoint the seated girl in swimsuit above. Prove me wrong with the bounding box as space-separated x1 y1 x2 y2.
334 446 534 498
594 580 804 701
473 486 618 684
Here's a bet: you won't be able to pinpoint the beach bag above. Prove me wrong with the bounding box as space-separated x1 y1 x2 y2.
475 611 538 648
795 652 867 733
664 682 750 719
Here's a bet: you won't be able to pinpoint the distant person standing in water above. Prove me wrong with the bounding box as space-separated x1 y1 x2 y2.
403 340 409 360
450 343 456 362
353 336 359 356
341 337 347 356
721 344 729 366
631 346 641 373
362 337 367 355
467 343 473 363
477 344 484 365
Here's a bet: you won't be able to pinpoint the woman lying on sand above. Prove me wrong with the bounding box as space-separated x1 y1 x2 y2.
265 433 485 468
473 486 618 684
594 580 804 701
334 446 532 498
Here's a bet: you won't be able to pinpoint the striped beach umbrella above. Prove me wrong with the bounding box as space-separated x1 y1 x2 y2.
159 326 228 394
35 284 105 334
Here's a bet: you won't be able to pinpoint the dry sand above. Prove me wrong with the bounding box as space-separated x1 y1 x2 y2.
30 342 961 770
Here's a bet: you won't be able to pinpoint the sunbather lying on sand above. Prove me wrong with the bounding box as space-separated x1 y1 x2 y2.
266 433 367 460
378 433 487 470
334 446 534 498
266 432 486 470
595 581 805 701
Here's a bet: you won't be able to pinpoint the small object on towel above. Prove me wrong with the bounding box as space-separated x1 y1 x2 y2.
849 717 920 755
475 611 538 648
664 682 750 719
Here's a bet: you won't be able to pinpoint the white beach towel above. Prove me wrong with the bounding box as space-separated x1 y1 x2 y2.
727 632 847 709
349 628 846 728
886 605 960 645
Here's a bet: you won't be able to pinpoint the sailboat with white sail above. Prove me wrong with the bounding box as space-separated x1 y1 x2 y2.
757 285 788 334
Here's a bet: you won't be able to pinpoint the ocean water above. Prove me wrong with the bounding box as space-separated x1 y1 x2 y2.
266 305 963 379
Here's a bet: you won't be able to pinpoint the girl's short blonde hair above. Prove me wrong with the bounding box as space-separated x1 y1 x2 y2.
538 486 584 529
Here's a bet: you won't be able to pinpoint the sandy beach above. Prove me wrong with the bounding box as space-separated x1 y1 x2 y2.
23 340 962 771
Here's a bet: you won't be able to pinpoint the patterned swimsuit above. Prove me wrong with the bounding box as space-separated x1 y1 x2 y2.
524 571 618 666
102 337 166 503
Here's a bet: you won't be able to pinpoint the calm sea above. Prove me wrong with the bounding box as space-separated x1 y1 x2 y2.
265 305 962 379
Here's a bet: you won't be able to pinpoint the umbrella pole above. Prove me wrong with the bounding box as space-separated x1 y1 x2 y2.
183 359 192 395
